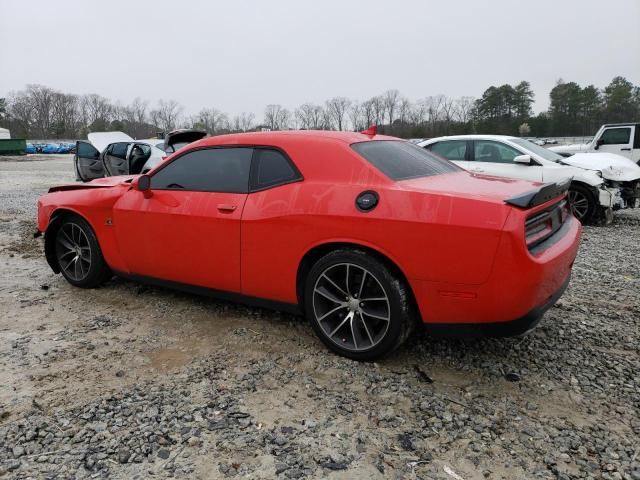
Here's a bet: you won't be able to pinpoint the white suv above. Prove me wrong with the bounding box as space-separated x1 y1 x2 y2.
418 135 640 223
549 123 640 164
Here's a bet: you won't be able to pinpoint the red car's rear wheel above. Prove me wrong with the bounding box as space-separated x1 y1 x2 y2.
304 249 414 361
54 214 112 288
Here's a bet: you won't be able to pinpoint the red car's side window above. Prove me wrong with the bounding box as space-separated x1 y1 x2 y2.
249 148 302 192
150 148 253 193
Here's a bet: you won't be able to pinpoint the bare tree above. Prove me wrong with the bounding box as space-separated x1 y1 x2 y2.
361 99 376 128
264 104 290 130
321 108 334 130
348 101 363 131
7 91 34 137
149 109 161 131
454 96 475 124
123 97 150 138
397 97 413 125
383 89 400 130
295 103 316 130
295 103 326 130
263 104 279 130
26 84 56 138
370 96 386 127
131 98 148 125
279 108 291 130
184 114 199 130
218 115 232 132
81 93 113 132
230 115 242 132
310 105 325 129
51 92 81 138
410 99 428 128
325 97 351 131
441 96 456 133
111 101 127 123
424 95 445 134
239 112 255 132
151 99 183 132
196 107 227 134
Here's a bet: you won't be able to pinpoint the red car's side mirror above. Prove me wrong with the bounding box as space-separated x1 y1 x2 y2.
134 174 153 198
137 174 151 192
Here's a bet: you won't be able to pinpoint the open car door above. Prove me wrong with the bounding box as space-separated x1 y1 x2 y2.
103 142 132 176
75 141 104 182
128 143 153 174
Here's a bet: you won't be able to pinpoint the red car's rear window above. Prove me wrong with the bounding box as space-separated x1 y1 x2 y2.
352 140 460 181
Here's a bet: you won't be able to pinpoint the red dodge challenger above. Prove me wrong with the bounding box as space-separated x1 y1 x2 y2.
36 130 581 360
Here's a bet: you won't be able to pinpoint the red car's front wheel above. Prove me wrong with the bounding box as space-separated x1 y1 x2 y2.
54 214 112 288
304 249 414 361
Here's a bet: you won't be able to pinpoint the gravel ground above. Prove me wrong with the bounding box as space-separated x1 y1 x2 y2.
0 155 638 480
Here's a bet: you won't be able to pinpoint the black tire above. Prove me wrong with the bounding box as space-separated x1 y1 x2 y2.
54 214 112 288
568 184 597 224
303 249 414 361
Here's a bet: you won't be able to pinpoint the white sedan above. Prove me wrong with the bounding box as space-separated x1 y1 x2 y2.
418 135 640 223
74 130 206 182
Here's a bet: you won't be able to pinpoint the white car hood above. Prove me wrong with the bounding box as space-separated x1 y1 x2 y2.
549 143 589 154
87 131 134 153
560 153 640 181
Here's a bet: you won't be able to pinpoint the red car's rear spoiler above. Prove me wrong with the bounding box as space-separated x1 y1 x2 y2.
505 178 571 209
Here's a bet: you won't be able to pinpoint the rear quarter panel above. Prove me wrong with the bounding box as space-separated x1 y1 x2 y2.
240 180 512 304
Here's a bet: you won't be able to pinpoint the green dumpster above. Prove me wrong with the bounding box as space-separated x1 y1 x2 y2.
0 139 27 155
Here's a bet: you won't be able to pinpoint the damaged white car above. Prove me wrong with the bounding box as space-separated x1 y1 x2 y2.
74 129 206 182
418 135 640 223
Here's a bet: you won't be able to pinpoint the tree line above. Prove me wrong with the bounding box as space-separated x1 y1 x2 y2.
0 76 638 140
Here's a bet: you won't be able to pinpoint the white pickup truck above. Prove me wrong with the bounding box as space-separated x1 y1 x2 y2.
549 123 640 164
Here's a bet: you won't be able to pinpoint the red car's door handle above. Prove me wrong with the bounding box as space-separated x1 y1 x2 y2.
217 204 237 213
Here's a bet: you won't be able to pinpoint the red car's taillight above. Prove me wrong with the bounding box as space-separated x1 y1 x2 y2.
525 200 567 250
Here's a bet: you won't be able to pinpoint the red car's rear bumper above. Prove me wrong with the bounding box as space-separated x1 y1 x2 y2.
411 214 581 336
422 273 570 337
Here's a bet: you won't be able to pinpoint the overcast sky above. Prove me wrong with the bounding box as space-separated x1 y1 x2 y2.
1 0 639 118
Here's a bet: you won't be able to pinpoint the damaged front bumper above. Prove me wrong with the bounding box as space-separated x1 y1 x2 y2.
602 180 640 210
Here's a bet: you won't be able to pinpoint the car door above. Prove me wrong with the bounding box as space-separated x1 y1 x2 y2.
596 126 635 160
128 143 153 174
240 148 304 301
112 147 253 292
424 140 471 169
103 142 132 176
633 127 640 165
470 140 543 182
75 141 104 181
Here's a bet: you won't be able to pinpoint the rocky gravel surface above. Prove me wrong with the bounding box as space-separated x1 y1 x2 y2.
0 156 638 479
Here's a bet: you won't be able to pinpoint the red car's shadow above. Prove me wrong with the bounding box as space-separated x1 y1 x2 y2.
104 275 567 374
